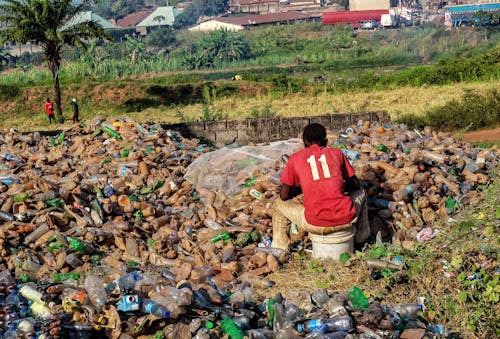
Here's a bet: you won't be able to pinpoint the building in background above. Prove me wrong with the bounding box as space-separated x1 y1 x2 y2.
136 6 180 35
349 0 391 10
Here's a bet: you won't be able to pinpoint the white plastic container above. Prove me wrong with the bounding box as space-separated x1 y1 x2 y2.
309 232 354 260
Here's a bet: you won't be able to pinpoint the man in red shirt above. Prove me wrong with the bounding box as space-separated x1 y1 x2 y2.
272 123 369 251
45 98 55 123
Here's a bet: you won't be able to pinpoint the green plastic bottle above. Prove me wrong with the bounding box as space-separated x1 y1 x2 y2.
67 237 86 252
45 198 62 207
14 192 29 203
51 272 80 283
377 143 389 152
244 177 256 187
220 317 244 339
102 125 121 140
210 231 231 243
267 299 276 329
348 286 369 310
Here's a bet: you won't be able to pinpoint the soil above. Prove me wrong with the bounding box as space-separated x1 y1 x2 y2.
461 127 500 143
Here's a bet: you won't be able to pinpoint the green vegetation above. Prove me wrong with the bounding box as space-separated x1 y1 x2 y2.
0 0 108 119
396 87 500 131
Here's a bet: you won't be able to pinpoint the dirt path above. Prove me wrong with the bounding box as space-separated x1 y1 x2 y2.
461 127 500 143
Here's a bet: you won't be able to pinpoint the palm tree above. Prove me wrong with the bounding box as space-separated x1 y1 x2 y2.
0 0 108 121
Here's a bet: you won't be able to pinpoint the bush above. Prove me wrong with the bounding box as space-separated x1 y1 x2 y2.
395 88 500 131
0 85 20 100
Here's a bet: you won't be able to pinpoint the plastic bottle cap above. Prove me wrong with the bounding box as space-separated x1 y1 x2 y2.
297 324 303 332
205 321 214 329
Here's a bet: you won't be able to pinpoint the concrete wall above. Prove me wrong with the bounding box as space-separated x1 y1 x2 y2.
350 0 390 10
166 111 389 147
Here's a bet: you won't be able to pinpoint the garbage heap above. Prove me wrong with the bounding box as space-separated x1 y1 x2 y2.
0 118 496 338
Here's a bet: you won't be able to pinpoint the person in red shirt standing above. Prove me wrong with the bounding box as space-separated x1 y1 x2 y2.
44 98 55 124
272 123 369 251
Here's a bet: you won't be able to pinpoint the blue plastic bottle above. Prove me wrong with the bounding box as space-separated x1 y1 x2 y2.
141 298 170 318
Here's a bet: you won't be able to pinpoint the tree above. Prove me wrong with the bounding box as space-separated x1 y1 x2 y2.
198 28 251 66
0 0 108 121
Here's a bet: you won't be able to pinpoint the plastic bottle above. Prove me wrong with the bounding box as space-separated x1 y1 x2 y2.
19 284 48 304
6 290 21 311
3 324 18 339
342 149 361 161
373 199 402 213
141 298 170 318
203 218 223 230
420 150 448 164
220 317 245 339
393 184 420 201
0 177 20 186
348 286 369 310
101 123 122 139
148 291 185 318
51 272 80 283
1 153 24 163
210 231 231 243
154 284 193 306
393 303 422 320
65 253 84 268
115 271 143 291
240 272 274 289
296 317 353 333
84 275 107 308
0 210 15 222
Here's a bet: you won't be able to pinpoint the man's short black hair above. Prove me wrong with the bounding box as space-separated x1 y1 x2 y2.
303 123 327 146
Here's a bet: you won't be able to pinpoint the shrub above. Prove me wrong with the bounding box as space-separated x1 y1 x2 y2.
395 88 500 131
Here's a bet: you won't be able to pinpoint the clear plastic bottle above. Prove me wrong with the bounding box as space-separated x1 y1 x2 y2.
392 303 422 320
84 275 107 308
296 317 353 333
3 324 18 339
239 272 274 289
141 298 170 318
148 291 185 318
5 290 21 311
154 284 192 306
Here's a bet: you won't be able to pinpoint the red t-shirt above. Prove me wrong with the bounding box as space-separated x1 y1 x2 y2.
280 144 356 226
45 102 54 115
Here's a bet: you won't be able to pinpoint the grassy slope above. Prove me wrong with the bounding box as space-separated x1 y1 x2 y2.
265 165 500 338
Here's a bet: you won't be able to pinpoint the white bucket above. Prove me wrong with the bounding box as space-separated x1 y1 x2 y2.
309 232 354 260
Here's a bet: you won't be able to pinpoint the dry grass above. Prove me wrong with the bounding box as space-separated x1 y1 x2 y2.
3 80 498 132
125 80 500 124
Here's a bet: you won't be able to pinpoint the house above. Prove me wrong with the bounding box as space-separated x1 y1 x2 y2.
117 8 156 28
136 6 180 35
349 0 390 11
189 11 320 32
230 0 280 14
60 11 117 31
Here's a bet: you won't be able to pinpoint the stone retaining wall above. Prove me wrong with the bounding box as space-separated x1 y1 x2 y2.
166 111 389 146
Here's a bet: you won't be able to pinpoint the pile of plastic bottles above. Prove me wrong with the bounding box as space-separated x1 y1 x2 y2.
0 117 497 338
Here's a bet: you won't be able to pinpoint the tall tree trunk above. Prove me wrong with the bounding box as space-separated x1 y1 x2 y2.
49 59 63 121
52 67 63 120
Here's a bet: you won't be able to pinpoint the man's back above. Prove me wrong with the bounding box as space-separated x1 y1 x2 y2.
281 145 356 226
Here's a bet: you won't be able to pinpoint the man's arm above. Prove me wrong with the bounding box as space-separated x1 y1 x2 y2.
345 175 361 193
280 183 302 200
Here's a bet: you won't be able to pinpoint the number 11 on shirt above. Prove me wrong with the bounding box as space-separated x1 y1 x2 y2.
307 154 331 180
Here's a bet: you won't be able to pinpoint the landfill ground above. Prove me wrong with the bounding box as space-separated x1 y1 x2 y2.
0 118 498 339
460 127 500 144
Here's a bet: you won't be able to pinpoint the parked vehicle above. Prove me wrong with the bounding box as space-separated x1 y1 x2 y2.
360 20 378 29
322 10 389 28
380 14 397 28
